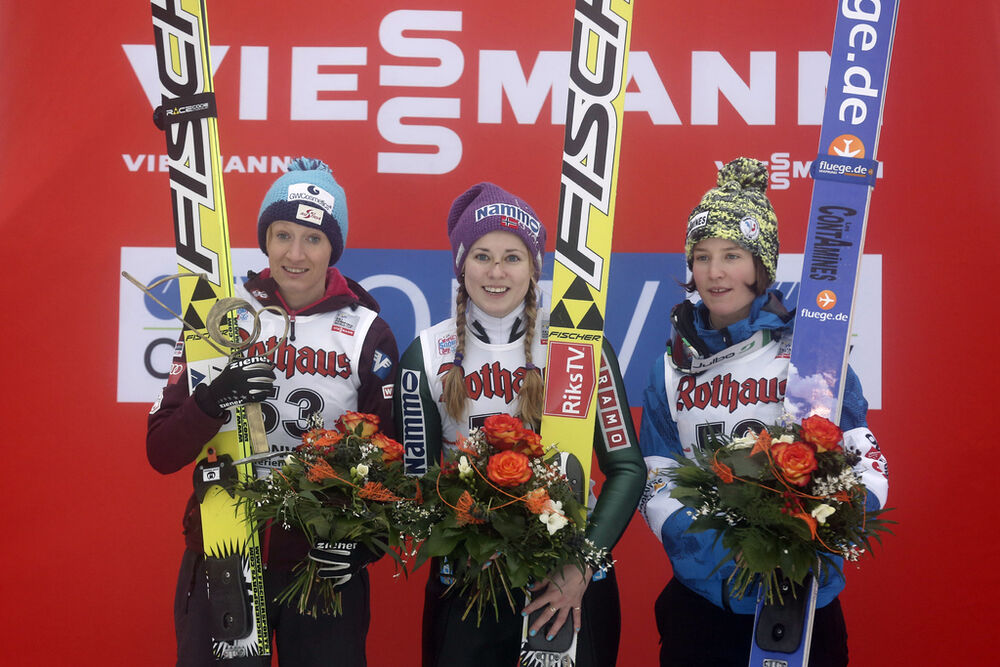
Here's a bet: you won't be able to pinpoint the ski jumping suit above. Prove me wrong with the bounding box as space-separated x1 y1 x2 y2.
639 289 889 666
395 299 645 667
147 268 398 667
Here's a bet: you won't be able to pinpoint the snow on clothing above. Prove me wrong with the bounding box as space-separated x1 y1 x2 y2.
639 289 889 614
395 298 645 666
147 267 397 666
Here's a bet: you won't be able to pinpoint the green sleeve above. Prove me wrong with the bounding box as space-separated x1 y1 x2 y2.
585 339 646 552
394 337 443 476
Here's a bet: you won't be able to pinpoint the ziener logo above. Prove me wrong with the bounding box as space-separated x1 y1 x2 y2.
543 342 595 419
816 289 837 310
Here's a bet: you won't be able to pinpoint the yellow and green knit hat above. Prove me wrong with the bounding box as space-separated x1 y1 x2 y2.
685 157 779 281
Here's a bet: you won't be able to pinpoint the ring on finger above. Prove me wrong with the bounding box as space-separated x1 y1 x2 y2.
549 606 558 614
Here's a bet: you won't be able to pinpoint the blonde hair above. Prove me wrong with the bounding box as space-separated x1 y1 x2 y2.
442 278 545 430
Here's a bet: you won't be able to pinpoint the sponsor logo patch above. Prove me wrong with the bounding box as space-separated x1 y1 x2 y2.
372 350 393 380
739 215 760 241
296 203 324 226
687 211 709 236
382 384 393 400
288 183 336 214
597 358 630 449
331 312 359 336
400 369 427 475
437 333 457 357
543 342 596 419
473 202 541 238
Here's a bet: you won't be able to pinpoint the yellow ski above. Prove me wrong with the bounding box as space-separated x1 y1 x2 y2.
150 0 270 658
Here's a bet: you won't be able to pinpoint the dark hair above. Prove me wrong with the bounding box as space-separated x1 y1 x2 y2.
682 253 772 297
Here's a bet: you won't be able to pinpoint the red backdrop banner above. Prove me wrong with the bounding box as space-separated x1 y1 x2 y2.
2 1 998 664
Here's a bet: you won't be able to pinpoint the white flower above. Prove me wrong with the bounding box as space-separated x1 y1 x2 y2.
354 463 369 479
777 434 795 444
730 431 758 449
539 500 568 535
458 456 473 480
811 503 836 524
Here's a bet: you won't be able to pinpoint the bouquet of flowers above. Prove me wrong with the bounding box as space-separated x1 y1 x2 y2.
667 414 893 603
414 414 609 623
236 411 429 616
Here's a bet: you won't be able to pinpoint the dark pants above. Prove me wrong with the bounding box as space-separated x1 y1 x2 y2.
422 560 622 667
655 578 848 667
174 549 370 666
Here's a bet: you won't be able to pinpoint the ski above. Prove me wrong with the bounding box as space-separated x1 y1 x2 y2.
150 0 270 659
521 1 634 665
749 2 900 665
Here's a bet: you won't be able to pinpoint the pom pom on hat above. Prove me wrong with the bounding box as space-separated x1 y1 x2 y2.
447 182 547 279
685 157 779 281
257 157 348 266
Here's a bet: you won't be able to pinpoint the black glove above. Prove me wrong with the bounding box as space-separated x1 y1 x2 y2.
195 355 275 416
308 541 379 588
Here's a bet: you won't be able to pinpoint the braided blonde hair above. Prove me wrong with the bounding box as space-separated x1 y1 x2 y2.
443 283 471 423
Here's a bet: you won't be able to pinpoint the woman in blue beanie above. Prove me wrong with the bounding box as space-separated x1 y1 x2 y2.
147 158 398 666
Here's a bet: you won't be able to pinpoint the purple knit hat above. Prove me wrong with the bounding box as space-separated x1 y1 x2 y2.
446 182 546 279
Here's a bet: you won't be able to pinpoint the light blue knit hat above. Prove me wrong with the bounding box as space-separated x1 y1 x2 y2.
257 157 348 265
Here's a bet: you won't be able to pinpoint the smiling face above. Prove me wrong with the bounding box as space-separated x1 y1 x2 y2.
690 237 758 329
462 230 534 318
266 220 332 310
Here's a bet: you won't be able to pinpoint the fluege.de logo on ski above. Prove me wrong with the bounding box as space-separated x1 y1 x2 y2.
816 290 837 310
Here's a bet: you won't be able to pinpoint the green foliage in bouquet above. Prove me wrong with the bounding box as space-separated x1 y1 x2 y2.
412 414 609 623
236 411 430 616
668 414 893 603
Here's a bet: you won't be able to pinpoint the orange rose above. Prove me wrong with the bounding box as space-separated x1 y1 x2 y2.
513 430 545 458
800 415 843 453
771 440 818 487
481 414 525 450
371 432 404 463
486 450 533 488
337 411 380 437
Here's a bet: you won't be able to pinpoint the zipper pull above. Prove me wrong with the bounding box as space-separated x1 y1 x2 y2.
290 315 296 342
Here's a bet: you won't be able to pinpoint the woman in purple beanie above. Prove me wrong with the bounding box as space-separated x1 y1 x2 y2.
394 182 644 667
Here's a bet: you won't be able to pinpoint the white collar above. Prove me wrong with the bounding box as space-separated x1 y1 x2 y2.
466 300 526 344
